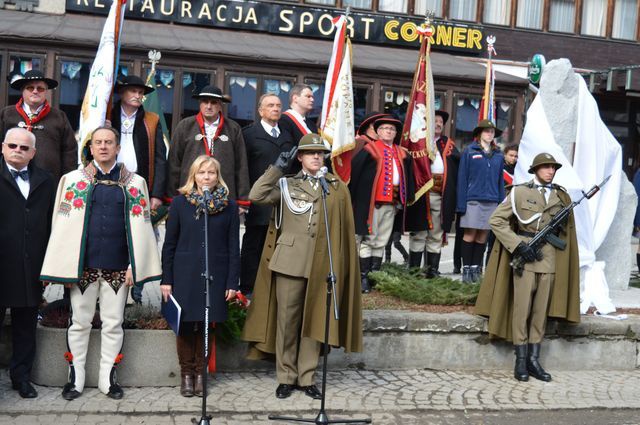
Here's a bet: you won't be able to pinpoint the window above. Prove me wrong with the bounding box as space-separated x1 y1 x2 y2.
450 0 478 21
415 0 444 17
549 0 575 33
343 0 373 9
58 60 90 131
453 94 481 146
228 75 258 127
495 99 515 143
612 0 638 39
581 0 607 36
379 0 408 13
353 85 371 129
147 68 176 133
484 0 512 25
381 89 444 125
8 55 44 106
263 78 293 111
182 71 212 120
305 81 325 128
305 0 335 4
516 0 543 29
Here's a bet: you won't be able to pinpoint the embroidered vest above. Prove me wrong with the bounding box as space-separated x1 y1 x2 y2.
372 140 404 204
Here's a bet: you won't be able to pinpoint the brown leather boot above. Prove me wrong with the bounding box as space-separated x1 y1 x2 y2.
194 374 204 397
180 374 194 397
193 330 213 397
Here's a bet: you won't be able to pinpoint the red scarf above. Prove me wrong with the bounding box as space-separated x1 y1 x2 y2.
15 98 51 131
196 112 225 156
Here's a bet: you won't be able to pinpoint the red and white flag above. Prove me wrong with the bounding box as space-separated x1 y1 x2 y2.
320 15 355 183
400 23 437 202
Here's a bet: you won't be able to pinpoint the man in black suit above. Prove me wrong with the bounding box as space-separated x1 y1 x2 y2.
240 94 295 296
0 127 55 398
278 84 318 143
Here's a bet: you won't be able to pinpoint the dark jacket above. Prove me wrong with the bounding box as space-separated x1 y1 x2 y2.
168 115 249 202
110 101 168 199
406 136 460 233
0 105 77 182
634 169 640 228
161 194 240 323
278 112 318 143
456 141 505 213
242 121 296 227
0 157 55 307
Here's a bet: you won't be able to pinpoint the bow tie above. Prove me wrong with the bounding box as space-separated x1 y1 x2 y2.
11 169 29 181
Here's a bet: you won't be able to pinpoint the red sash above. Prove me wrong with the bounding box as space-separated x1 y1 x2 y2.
15 98 51 131
195 112 225 156
283 111 311 135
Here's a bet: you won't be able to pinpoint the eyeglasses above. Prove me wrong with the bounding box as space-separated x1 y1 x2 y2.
24 85 46 93
3 143 31 152
378 126 397 132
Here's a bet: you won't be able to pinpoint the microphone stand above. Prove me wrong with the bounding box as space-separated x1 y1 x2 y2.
269 175 370 425
193 189 213 425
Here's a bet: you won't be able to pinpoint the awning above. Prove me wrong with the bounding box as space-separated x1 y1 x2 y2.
0 10 527 86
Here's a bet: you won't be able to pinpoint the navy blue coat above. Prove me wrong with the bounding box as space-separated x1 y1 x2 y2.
161 194 240 323
456 141 505 213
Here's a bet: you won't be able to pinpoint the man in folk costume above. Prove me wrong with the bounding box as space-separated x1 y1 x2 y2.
278 84 318 143
353 111 390 156
0 70 77 181
406 110 460 277
240 93 296 296
242 134 362 400
40 127 161 400
168 85 250 210
475 153 580 382
0 128 55 399
350 116 412 293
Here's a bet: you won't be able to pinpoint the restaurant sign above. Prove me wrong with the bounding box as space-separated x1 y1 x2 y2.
67 0 485 54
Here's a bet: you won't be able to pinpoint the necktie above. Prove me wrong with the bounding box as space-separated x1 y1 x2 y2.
271 128 278 138
11 169 29 181
540 187 547 204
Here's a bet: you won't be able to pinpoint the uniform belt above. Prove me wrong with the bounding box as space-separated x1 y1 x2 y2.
432 173 444 194
517 230 536 238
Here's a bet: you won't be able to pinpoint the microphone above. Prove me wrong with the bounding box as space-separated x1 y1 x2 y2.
316 166 330 195
202 185 212 201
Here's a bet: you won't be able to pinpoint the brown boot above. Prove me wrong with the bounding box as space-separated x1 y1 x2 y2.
194 374 204 397
180 374 194 397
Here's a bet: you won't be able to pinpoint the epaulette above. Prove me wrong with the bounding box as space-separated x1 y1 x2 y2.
551 183 568 192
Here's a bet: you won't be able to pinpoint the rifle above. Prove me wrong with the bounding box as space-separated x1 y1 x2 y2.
510 175 611 276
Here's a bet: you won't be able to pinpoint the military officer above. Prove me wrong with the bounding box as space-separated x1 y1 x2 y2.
475 153 580 383
242 133 362 400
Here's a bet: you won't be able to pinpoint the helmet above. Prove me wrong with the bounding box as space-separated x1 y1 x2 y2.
528 152 562 174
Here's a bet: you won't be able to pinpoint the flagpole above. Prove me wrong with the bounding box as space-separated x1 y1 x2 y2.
482 35 496 121
106 0 125 122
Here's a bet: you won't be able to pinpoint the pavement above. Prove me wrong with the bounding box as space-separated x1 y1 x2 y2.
1 368 640 424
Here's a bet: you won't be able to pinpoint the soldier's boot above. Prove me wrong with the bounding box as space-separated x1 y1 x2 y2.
527 343 552 382
369 257 383 289
462 266 472 283
514 344 529 382
408 251 423 269
425 252 441 279
359 257 372 294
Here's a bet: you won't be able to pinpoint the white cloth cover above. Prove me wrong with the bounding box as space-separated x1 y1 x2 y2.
516 77 619 314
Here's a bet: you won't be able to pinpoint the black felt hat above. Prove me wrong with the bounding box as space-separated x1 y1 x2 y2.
192 85 231 103
357 112 391 135
435 110 450 125
10 70 58 90
115 75 155 94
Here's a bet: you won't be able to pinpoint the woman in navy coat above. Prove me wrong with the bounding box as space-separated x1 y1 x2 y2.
160 155 239 398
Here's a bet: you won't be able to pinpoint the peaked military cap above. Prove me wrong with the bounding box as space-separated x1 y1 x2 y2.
298 133 331 152
528 152 563 174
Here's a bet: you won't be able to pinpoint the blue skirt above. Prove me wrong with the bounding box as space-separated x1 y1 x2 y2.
460 201 499 230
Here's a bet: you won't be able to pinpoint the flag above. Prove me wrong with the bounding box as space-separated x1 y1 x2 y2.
478 38 496 122
78 0 126 165
320 15 355 183
143 67 170 154
400 23 437 202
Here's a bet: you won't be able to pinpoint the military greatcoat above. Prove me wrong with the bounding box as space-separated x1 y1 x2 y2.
241 166 363 356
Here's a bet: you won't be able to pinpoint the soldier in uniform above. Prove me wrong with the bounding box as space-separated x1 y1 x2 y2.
241 133 362 400
475 153 580 382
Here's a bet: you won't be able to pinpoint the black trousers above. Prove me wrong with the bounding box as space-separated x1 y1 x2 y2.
240 224 269 295
0 306 38 384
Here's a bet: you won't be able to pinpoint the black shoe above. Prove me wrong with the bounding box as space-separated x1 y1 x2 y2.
107 383 124 399
276 383 295 399
453 266 461 274
61 383 82 400
514 344 529 382
527 343 552 382
359 257 372 294
299 384 322 400
12 381 38 398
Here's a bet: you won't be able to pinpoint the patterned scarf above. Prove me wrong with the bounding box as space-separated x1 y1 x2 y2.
185 186 229 219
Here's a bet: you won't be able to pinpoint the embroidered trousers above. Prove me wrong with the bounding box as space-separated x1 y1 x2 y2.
67 272 128 394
